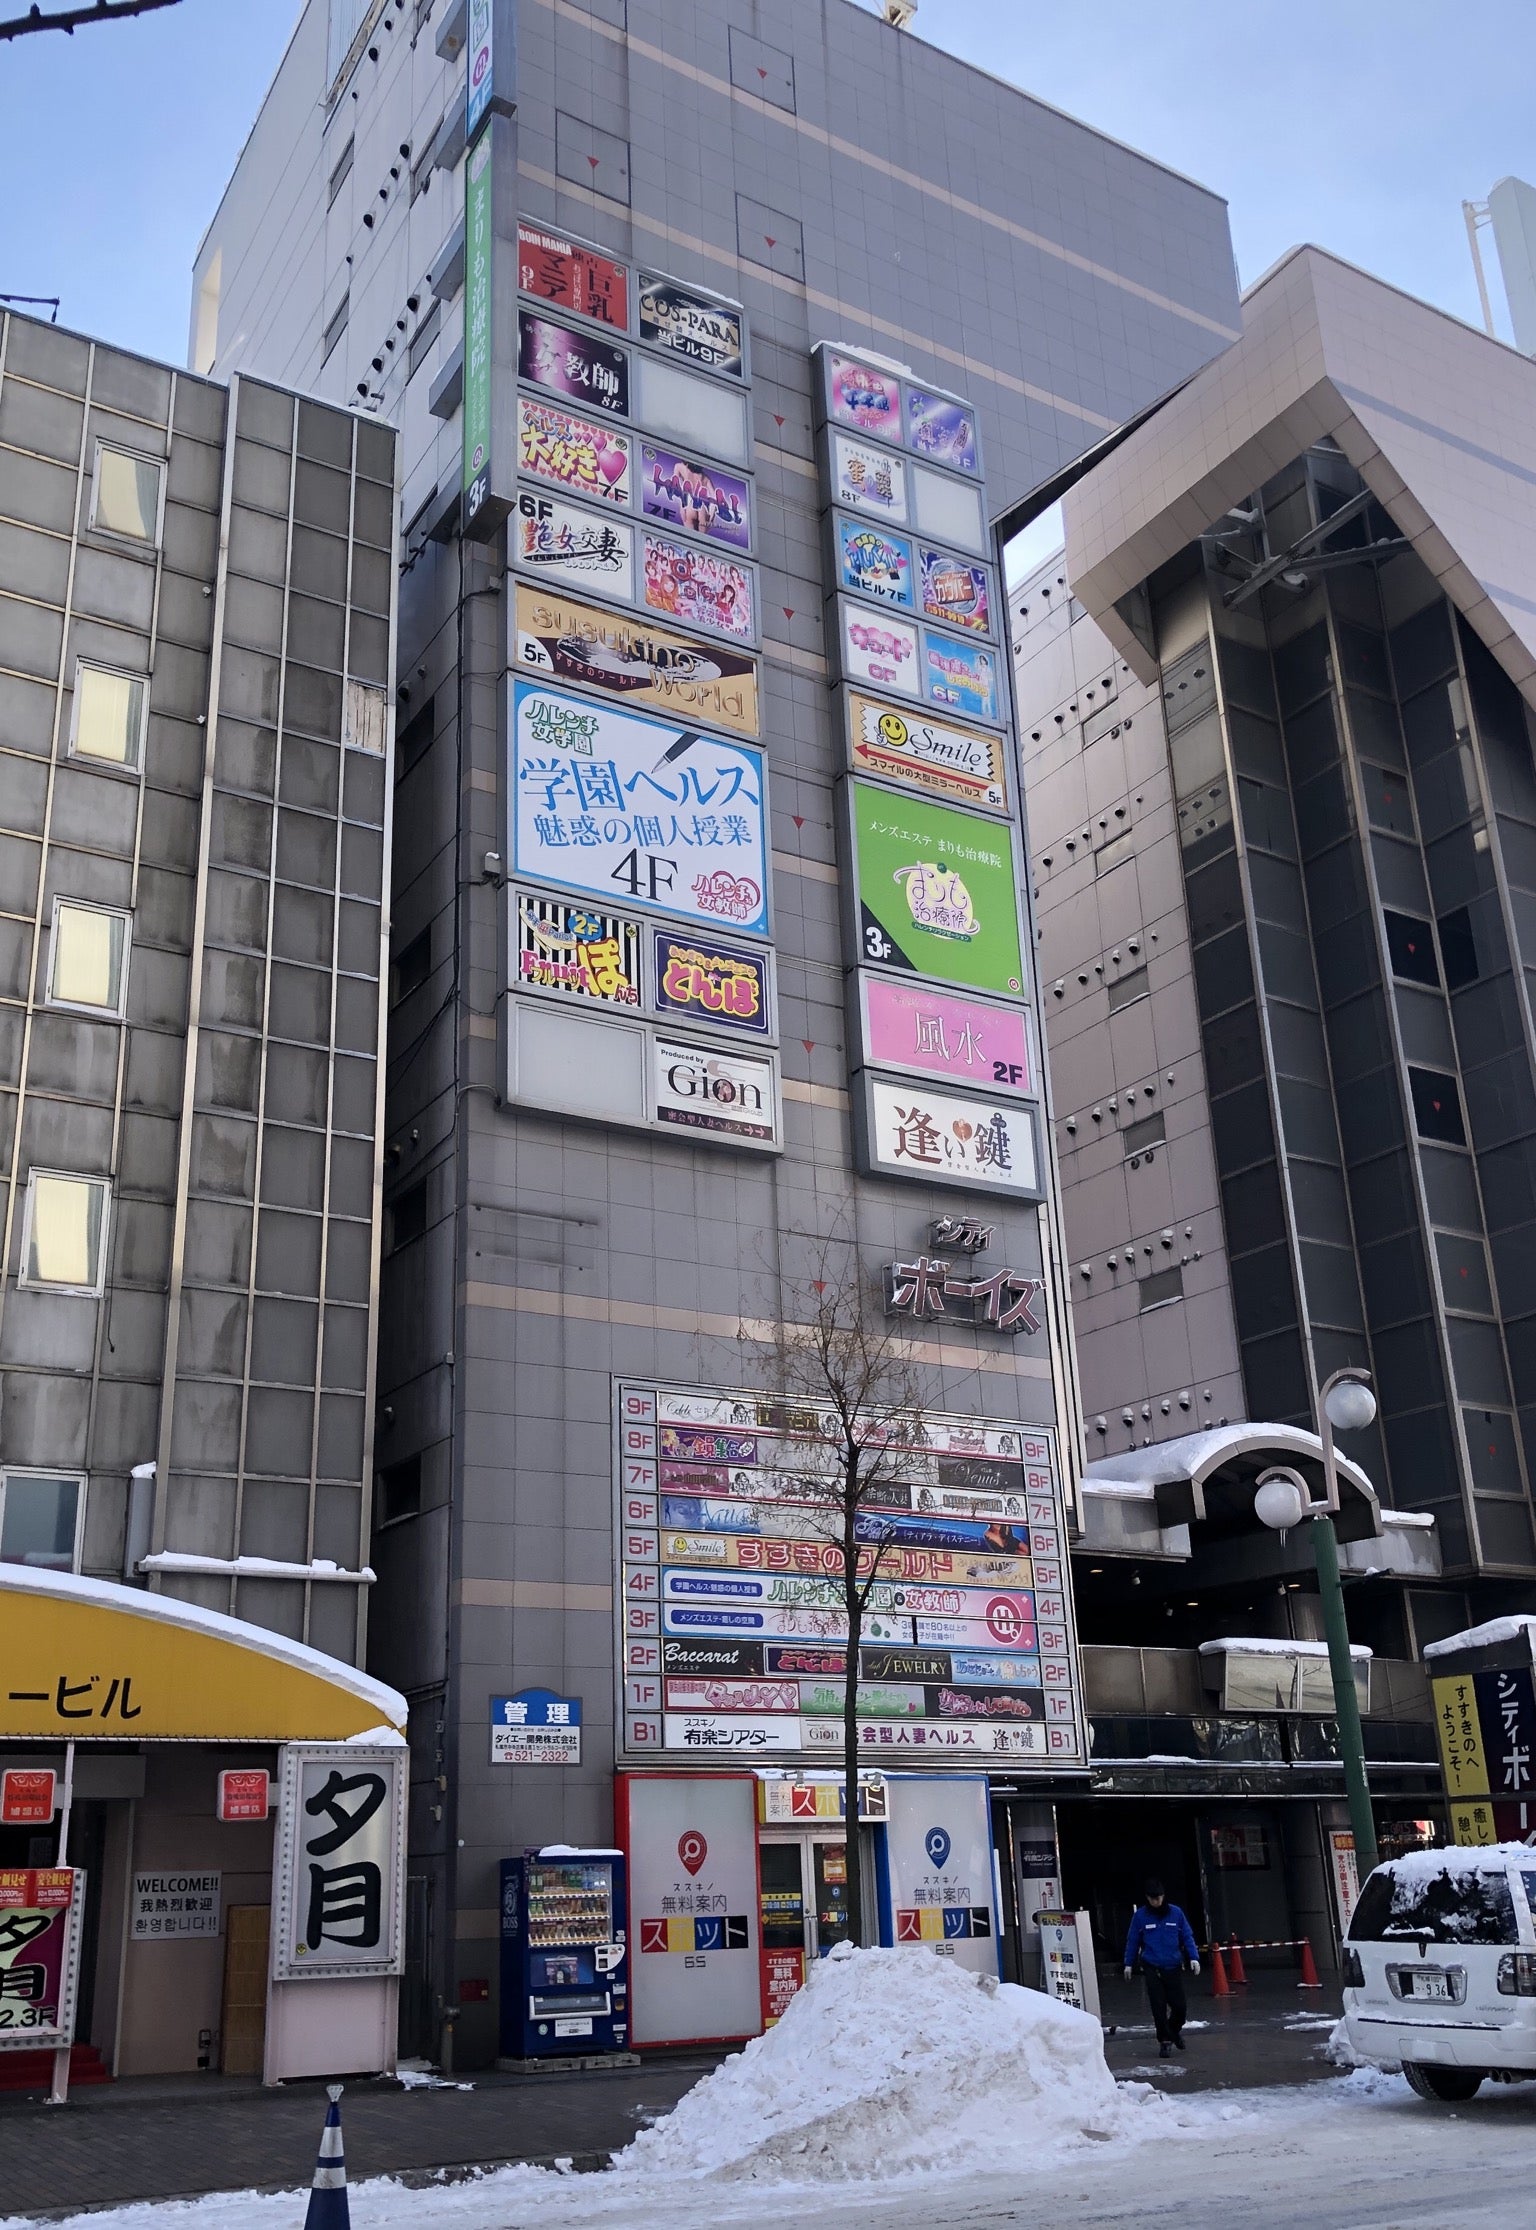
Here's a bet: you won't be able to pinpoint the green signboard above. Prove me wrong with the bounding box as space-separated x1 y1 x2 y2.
462 132 494 526
849 780 1024 998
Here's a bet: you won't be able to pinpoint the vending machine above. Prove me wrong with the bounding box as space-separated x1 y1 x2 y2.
498 1848 629 2059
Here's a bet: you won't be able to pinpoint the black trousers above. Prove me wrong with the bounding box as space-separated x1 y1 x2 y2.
1143 1964 1187 2041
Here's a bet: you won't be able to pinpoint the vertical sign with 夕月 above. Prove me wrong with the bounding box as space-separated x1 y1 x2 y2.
271 1745 406 1980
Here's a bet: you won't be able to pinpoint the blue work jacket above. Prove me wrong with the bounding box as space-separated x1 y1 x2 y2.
1124 1903 1198 1971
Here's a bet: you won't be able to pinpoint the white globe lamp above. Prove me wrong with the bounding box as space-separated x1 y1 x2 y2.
1323 1376 1377 1435
1253 1470 1307 1532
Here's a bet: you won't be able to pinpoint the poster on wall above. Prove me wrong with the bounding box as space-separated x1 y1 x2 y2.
838 602 921 699
857 1075 1041 1198
651 1036 779 1145
511 682 769 934
857 977 1033 1097
617 1772 763 2044
518 396 632 506
639 278 744 377
826 351 903 441
513 888 643 1007
653 931 772 1035
512 583 760 737
844 691 1008 814
640 446 752 552
832 432 908 523
617 1383 1080 1769
882 1776 999 1977
641 532 756 643
270 1744 406 1981
513 489 635 600
918 546 992 635
0 1869 84 2052
517 220 629 328
848 781 1024 997
130 1871 222 1940
518 310 630 416
922 631 1001 725
905 389 980 474
835 517 914 608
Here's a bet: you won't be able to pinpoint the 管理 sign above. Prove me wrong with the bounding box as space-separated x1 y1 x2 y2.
490 1690 582 1765
848 782 1023 998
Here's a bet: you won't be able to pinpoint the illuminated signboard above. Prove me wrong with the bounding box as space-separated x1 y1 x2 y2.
856 1077 1041 1199
856 976 1033 1096
517 395 632 507
616 1383 1082 1767
641 532 756 644
512 489 635 600
847 781 1024 999
835 517 914 609
653 931 771 1035
518 311 629 416
844 691 1008 814
516 221 629 328
512 583 760 737
639 444 752 553
512 888 643 1008
639 277 744 377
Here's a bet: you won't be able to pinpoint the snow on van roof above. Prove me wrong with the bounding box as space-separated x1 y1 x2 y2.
1376 1844 1536 1880
1422 1615 1536 1660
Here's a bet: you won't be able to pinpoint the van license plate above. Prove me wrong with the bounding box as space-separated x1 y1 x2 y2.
1412 1974 1451 2001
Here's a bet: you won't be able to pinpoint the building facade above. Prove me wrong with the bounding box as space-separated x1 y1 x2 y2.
0 306 400 2074
195 0 1243 2062
1011 245 1536 1964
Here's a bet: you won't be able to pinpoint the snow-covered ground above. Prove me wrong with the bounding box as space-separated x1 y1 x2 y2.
5 1951 1536 2230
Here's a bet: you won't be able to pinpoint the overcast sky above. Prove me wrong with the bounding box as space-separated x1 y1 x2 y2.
1 0 1531 370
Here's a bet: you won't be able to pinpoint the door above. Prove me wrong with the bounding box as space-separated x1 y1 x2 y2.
758 1841 807 2025
221 1905 269 2075
810 1840 853 1953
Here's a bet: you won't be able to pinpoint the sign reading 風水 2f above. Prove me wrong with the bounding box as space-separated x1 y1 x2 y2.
271 1745 406 1981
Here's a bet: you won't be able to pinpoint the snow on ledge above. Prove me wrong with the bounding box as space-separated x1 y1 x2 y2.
139 1552 376 1583
1423 1614 1536 1660
1198 1635 1372 1660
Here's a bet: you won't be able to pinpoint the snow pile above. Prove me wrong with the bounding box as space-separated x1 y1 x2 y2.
621 1943 1160 2183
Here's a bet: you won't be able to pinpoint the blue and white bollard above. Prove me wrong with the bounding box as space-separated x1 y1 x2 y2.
304 2084 349 2230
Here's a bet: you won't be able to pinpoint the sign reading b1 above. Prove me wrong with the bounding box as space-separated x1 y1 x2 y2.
491 1690 583 1765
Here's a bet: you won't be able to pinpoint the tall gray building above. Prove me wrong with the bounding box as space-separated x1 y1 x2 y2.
0 306 398 2074
196 0 1241 2062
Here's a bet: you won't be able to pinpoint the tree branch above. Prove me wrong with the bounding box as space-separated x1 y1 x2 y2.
0 0 181 38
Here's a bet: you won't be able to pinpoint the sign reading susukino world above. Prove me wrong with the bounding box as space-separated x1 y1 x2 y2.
510 681 769 935
616 1382 1084 1768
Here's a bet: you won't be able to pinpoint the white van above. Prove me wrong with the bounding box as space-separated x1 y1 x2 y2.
1342 1844 1536 2100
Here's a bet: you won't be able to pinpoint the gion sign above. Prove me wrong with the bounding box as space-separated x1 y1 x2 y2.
512 582 761 737
845 690 1008 813
638 276 744 377
510 682 769 933
849 782 1024 999
616 1383 1082 1766
651 1036 779 1146
857 977 1033 1097
516 220 628 329
857 1076 1041 1199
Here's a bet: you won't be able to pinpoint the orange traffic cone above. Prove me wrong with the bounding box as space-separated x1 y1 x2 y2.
1297 1935 1321 1989
1209 1941 1231 1997
1227 1934 1248 1986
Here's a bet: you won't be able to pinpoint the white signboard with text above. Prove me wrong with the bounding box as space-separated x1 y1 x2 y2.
880 1773 999 1977
131 1871 221 1940
618 1771 763 2044
270 1744 406 1981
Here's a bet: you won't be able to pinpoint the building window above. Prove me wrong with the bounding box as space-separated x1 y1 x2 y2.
0 1472 83 1571
1384 909 1439 987
322 295 350 364
48 900 130 1016
387 1179 427 1249
1438 906 1479 990
1408 1066 1467 1147
377 1453 422 1523
1107 964 1149 1013
328 136 355 206
390 928 431 1005
90 442 163 545
71 661 147 770
21 1172 111 1294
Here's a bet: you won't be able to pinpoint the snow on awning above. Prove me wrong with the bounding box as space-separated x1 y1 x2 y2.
1085 1421 1382 1542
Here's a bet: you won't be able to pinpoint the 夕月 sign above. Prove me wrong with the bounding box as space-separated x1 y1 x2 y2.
0 1869 84 2051
271 1744 406 1982
490 1690 583 1765
849 782 1024 999
511 682 769 934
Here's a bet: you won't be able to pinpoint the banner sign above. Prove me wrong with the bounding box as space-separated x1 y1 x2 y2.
922 631 1000 725
858 977 1033 1096
640 445 752 552
511 683 769 933
517 221 628 329
845 691 1008 813
641 532 755 642
462 133 495 528
827 351 902 440
884 1777 998 1976
518 395 632 507
1433 1666 1536 1803
832 432 907 523
271 1744 406 1981
653 931 771 1035
839 601 920 697
466 0 495 144
652 1037 778 1144
618 1384 1080 1769
0 1868 83 2051
618 1772 762 2044
490 1690 582 1765
849 782 1024 997
906 389 979 474
639 277 744 377
513 490 634 600
858 1076 1041 1198
836 516 914 608
514 888 643 1007
513 583 760 736
918 545 992 635
518 310 629 416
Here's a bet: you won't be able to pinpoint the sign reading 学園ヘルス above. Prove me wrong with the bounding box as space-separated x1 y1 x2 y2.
490 1690 583 1765
131 1870 221 1940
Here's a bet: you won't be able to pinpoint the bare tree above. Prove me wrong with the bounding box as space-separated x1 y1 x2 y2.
740 1243 946 1946
0 0 181 40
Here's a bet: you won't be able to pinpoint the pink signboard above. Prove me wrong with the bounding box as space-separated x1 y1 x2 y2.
862 978 1033 1097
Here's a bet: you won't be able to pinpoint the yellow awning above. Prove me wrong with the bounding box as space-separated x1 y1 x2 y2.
0 1567 407 1742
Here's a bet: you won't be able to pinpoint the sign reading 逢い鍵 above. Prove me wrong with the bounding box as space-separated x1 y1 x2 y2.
511 682 769 935
856 1076 1040 1199
615 1382 1083 1770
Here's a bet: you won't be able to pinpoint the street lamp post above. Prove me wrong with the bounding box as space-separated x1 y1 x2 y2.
1254 1368 1380 1881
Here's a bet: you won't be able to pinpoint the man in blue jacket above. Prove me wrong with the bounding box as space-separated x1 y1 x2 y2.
1123 1879 1200 2057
